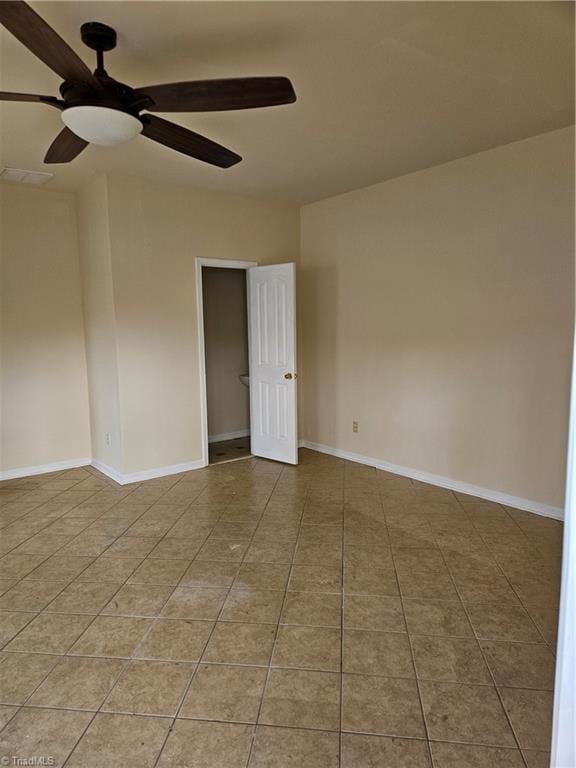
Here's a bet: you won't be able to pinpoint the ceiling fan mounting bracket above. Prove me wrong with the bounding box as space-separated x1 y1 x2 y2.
81 22 117 53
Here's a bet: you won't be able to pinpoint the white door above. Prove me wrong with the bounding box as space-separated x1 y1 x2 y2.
248 263 298 464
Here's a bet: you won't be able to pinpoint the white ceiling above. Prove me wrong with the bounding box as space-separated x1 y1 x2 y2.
0 1 573 204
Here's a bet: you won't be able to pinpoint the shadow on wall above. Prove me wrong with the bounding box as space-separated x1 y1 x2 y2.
299 262 339 444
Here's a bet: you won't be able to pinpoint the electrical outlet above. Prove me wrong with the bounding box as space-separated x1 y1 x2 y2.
352 421 359 433
105 432 112 447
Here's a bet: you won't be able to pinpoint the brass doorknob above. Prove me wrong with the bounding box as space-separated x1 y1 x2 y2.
284 373 293 380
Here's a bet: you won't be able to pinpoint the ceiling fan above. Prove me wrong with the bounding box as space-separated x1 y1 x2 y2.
0 0 296 167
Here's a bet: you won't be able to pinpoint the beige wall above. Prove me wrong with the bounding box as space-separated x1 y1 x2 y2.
203 267 250 440
76 175 123 472
300 127 574 508
105 174 299 474
0 184 91 472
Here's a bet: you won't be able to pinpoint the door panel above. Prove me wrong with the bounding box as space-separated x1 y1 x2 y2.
248 263 297 464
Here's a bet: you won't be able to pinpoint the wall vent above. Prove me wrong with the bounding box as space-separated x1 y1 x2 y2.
0 167 54 185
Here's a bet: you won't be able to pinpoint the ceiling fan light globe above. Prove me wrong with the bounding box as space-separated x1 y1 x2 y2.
61 106 142 146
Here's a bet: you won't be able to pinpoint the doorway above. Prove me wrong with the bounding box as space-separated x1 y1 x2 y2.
199 262 254 465
196 257 298 468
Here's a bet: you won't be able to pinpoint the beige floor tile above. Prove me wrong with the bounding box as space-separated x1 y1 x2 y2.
397 569 459 600
0 707 92 767
253 523 301 543
452 573 521 605
28 656 124 710
341 733 431 767
343 629 414 677
419 681 516 746
0 554 49 579
0 580 17 596
102 659 195 716
342 674 426 737
14 533 74 555
245 540 295 564
210 521 257 539
43 518 93 536
5 612 92 654
125 518 174 538
480 641 555 689
298 525 342 544
249 725 339 768
234 562 291 591
160 586 227 619
0 706 17 730
411 635 491 684
135 619 213 661
76 556 143 583
149 538 204 559
180 663 267 722
522 751 551 768
104 537 158 558
429 742 525 768
127 558 190 586
289 565 342 593
45 581 119 614
272 625 341 671
281 591 342 627
294 539 342 566
196 538 249 562
203 622 276 665
259 668 340 730
0 611 36 647
83 519 133 538
59 534 116 557
158 720 254 768
220 588 285 623
69 616 153 658
466 603 543 642
344 563 399 596
403 598 473 637
499 687 553 751
389 525 438 549
66 712 171 768
344 594 405 632
179 560 239 588
0 652 59 703
0 578 74 611
101 584 173 616
24 554 94 583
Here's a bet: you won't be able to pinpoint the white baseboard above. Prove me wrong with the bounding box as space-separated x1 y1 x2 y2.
0 457 92 481
91 458 205 486
299 440 564 521
208 430 250 444
3 445 563 521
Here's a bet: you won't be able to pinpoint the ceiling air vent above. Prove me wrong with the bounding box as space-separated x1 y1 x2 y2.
0 167 54 185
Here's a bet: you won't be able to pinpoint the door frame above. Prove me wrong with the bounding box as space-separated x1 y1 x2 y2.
195 257 258 468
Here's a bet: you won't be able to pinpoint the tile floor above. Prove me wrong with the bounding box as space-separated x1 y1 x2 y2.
209 436 252 465
0 449 561 767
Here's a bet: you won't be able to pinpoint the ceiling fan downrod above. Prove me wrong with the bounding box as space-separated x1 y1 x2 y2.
80 21 116 77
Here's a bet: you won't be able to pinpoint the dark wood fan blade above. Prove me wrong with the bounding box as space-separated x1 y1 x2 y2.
44 127 88 163
140 115 241 168
0 91 64 109
0 0 96 84
135 77 296 112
